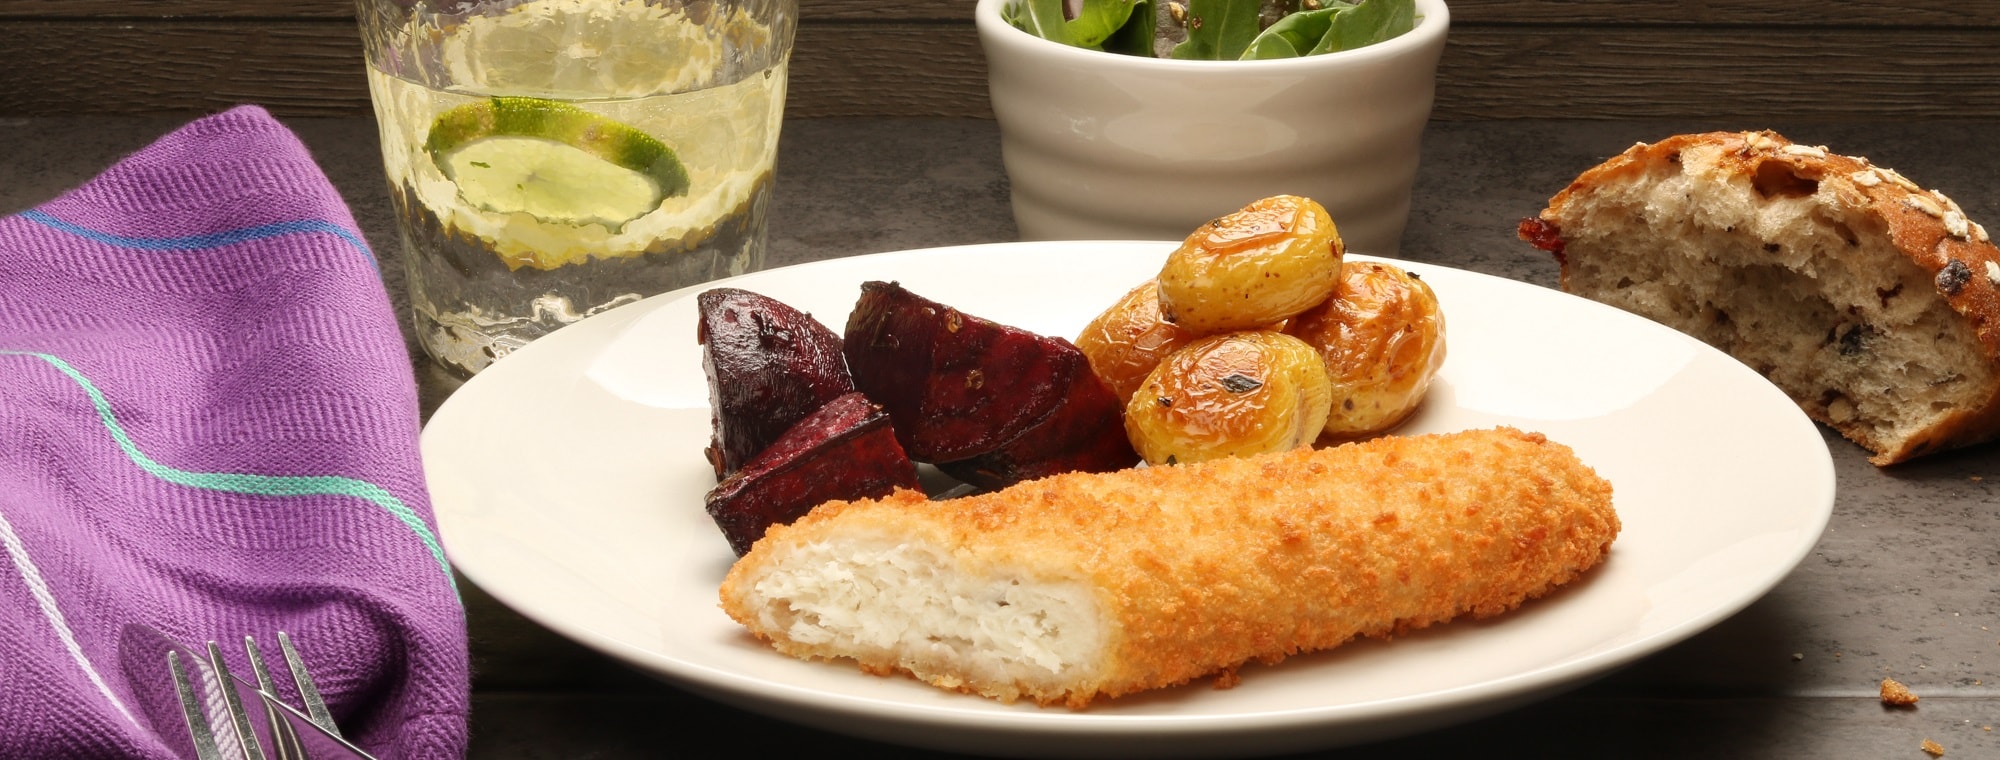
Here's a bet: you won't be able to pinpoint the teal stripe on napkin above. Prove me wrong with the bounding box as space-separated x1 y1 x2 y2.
19 209 378 270
3 350 454 593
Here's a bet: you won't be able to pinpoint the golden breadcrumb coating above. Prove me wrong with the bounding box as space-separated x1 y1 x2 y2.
720 427 1619 708
1882 677 1920 706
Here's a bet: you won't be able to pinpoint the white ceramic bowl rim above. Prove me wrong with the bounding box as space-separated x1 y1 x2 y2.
975 0 1450 73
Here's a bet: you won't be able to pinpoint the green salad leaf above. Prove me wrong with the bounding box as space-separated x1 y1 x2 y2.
1238 4 1335 59
1168 0 1263 60
1102 0 1158 55
1004 0 1154 51
1007 0 1416 61
1237 0 1415 59
1002 0 1073 45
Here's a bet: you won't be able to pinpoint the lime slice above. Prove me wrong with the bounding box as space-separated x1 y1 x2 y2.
425 97 691 229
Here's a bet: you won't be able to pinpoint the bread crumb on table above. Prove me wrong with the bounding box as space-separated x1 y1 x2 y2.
1921 738 1945 757
1881 678 1920 706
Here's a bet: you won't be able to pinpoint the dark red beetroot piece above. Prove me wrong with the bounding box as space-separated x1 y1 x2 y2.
843 281 1087 463
699 287 855 480
705 392 921 556
936 366 1137 490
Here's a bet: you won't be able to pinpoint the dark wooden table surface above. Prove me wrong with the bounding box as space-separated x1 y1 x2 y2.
5 115 1998 758
7 0 2000 121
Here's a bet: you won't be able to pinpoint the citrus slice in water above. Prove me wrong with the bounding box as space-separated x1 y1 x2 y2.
425 97 691 229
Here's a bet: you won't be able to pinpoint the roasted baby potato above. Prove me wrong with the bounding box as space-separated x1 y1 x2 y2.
1156 195 1344 336
1285 261 1446 440
1123 331 1332 465
1074 279 1200 405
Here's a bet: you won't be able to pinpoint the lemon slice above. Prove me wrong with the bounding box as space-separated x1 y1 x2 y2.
425 97 691 229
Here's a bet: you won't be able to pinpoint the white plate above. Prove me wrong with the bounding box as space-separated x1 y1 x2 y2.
424 241 1835 758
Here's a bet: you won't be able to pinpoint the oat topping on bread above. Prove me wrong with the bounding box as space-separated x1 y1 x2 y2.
1521 130 2000 465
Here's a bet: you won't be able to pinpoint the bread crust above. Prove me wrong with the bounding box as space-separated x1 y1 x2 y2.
1532 130 2000 464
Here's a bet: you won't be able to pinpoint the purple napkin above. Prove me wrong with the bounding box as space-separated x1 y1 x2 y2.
0 106 468 758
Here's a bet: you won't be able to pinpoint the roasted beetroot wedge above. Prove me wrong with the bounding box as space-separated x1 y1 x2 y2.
705 392 921 556
843 281 1085 463
936 369 1138 490
699 288 856 479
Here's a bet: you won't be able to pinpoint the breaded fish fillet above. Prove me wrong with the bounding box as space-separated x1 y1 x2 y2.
719 426 1619 709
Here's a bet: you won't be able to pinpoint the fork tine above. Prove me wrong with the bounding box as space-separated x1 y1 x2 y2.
243 636 302 760
168 650 225 760
276 632 342 739
243 636 279 696
206 641 268 760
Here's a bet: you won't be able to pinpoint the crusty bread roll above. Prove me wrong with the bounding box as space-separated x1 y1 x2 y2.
1520 130 2000 465
719 427 1618 708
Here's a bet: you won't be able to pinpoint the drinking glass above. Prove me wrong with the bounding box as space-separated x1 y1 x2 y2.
358 0 797 375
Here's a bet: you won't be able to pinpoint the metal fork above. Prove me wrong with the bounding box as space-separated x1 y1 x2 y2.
167 632 375 760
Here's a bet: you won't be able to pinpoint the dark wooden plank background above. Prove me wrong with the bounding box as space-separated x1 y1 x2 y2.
3 1 1997 119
